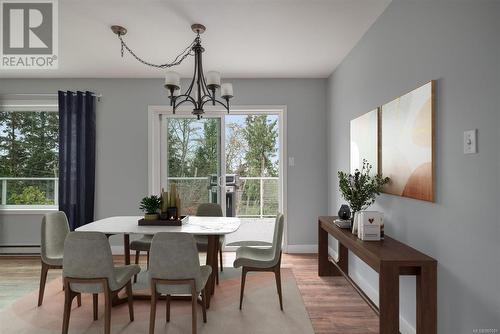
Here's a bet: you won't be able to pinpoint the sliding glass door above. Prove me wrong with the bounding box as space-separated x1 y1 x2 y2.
161 116 222 215
160 110 283 221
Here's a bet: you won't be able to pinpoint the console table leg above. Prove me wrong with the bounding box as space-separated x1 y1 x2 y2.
379 263 399 334
318 221 337 276
417 263 437 334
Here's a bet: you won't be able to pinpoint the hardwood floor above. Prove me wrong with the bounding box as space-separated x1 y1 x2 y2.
0 253 378 333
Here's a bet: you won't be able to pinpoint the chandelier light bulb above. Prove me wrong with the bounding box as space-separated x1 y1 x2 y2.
206 71 221 88
164 71 181 89
221 83 234 99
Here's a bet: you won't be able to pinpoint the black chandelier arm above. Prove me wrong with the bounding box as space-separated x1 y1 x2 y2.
200 97 230 111
173 94 197 108
118 34 196 69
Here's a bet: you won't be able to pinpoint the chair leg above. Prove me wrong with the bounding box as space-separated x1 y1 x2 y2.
191 285 197 334
134 250 140 283
104 290 112 334
38 262 49 306
219 247 223 272
149 284 157 334
126 281 134 321
274 268 283 311
215 266 219 285
166 295 170 322
239 267 248 310
76 293 82 307
93 294 98 320
147 251 150 270
201 289 207 323
62 281 74 334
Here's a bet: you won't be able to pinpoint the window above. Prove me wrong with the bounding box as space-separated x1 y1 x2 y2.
0 103 58 210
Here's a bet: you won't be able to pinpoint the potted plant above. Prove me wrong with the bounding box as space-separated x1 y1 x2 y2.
338 159 389 226
139 195 161 220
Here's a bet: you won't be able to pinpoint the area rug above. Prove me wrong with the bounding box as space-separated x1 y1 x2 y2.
0 268 314 334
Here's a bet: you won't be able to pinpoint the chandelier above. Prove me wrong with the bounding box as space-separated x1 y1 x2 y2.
111 23 234 119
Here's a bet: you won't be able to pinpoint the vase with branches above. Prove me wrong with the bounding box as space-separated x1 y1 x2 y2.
338 159 389 224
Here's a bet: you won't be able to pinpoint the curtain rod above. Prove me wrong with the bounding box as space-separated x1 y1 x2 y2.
0 93 103 98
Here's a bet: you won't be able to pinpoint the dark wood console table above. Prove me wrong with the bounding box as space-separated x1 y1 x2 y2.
318 216 437 334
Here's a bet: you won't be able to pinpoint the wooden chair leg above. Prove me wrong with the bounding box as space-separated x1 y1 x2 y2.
104 290 112 334
201 289 207 323
126 281 134 321
38 262 49 306
93 294 98 320
166 295 170 322
191 284 197 334
147 251 150 270
149 284 157 334
215 266 219 285
219 247 223 272
274 268 283 311
134 250 140 283
239 267 248 310
62 281 74 334
76 293 82 307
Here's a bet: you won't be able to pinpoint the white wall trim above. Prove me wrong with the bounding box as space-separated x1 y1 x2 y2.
285 244 317 253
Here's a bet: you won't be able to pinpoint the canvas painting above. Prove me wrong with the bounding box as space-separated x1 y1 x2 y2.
381 81 434 202
350 109 378 174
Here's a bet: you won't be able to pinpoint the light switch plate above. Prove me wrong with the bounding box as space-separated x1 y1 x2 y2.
463 129 477 154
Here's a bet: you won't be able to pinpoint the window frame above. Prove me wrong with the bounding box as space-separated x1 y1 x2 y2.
147 104 288 249
0 98 59 213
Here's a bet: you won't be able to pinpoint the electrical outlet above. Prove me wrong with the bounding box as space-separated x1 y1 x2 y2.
463 129 477 154
288 156 295 167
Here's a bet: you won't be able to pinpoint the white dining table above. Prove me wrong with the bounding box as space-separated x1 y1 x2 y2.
76 216 241 307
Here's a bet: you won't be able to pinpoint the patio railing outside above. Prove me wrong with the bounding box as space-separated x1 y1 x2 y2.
0 177 58 207
167 176 279 218
0 176 279 217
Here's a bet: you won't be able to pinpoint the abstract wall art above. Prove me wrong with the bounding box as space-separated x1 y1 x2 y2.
380 81 435 202
350 108 378 174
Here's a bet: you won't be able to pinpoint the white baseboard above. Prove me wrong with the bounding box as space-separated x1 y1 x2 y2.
327 247 416 334
285 244 317 253
0 246 40 254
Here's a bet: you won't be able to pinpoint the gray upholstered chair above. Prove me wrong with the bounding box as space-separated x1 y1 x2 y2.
62 232 140 334
130 234 153 283
233 213 285 310
39 211 81 307
149 232 212 334
195 203 224 284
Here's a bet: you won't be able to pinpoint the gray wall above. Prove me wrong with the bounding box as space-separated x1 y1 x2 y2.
327 0 500 333
0 78 328 248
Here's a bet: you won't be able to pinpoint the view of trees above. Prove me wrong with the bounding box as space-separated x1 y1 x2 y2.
167 115 279 216
0 111 58 205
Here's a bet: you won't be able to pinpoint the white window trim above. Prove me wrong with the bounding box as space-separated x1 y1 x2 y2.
0 101 59 212
148 105 288 249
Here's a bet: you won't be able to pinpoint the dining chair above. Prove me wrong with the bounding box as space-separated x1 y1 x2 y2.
233 213 285 310
39 211 81 307
149 232 212 334
62 231 140 334
195 203 224 284
130 234 153 283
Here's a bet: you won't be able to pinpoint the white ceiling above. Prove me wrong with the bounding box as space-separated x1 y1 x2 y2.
1 0 391 79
